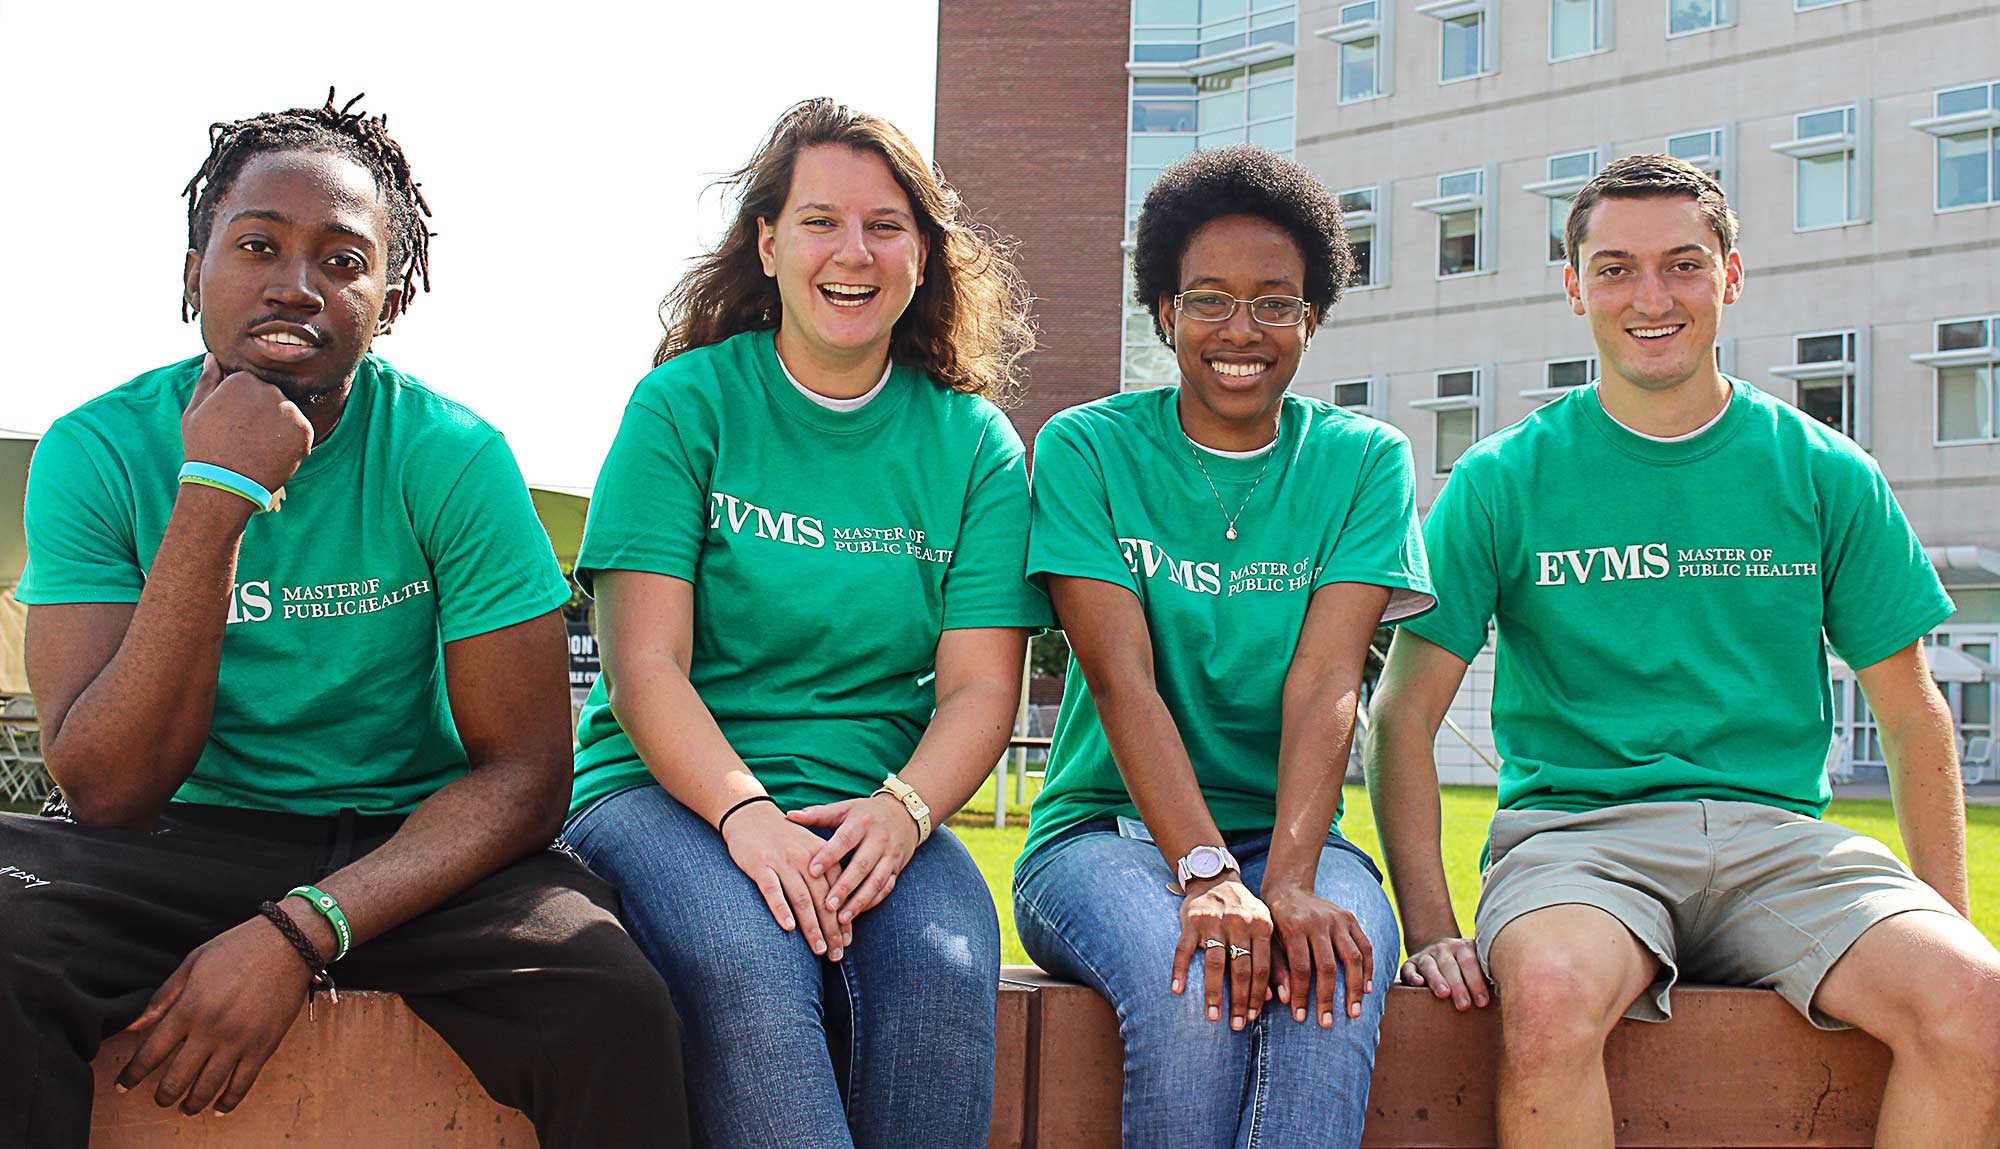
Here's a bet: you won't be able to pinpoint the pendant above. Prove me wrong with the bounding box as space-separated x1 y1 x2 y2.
1225 525 1238 540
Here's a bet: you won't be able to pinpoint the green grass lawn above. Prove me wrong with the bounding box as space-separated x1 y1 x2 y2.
950 781 2000 966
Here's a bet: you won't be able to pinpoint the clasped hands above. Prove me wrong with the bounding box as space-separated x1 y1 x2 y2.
720 793 921 961
1170 876 1375 1032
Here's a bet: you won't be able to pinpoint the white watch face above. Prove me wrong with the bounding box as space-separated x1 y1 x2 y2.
1185 845 1226 879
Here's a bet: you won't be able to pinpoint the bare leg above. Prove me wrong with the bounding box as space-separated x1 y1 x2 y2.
1809 910 2000 1149
1488 904 1660 1149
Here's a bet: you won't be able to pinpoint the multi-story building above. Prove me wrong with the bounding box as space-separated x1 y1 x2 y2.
937 0 2000 784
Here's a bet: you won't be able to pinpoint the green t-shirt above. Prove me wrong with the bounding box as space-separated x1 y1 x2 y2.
568 330 1051 816
1020 387 1435 861
1404 378 1954 819
16 354 570 816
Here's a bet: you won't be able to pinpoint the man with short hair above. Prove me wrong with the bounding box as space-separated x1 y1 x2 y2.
1367 153 2000 1147
0 93 689 1147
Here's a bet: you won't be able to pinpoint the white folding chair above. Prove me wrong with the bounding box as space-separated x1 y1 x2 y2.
1962 735 1992 787
0 722 52 804
1824 733 1855 786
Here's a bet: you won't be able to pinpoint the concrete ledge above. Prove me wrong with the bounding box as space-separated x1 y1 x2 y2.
1001 966 1892 1148
89 973 1891 1147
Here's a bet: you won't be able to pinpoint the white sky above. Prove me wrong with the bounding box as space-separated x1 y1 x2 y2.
0 0 940 490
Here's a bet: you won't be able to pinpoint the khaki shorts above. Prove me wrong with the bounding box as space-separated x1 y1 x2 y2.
1473 800 1957 1029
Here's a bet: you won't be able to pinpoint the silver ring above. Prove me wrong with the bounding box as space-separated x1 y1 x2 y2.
1202 938 1227 950
1227 945 1251 960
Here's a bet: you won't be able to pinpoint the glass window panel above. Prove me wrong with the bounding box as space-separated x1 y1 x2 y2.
1130 136 1196 166
1123 340 1180 386
1339 0 1376 20
1937 84 1993 117
1938 365 1994 441
1436 408 1477 472
1669 130 1720 162
1203 90 1246 130
1134 78 1199 94
1136 0 1200 23
1248 80 1293 121
1440 211 1480 275
1550 152 1596 181
1797 333 1849 363
1248 58 1294 81
1437 370 1478 397
1551 0 1596 59
1548 359 1593 388
1348 227 1374 286
1132 43 1200 62
1832 683 1845 721
1200 30 1248 56
1440 171 1482 198
1939 319 1991 350
1963 683 1993 727
1798 108 1851 139
1334 380 1373 407
1338 188 1375 214
1939 130 1993 209
1128 167 1164 201
1125 310 1160 345
1797 377 1852 435
1442 14 1483 80
1198 128 1246 149
1548 196 1574 262
1204 0 1248 20
1132 100 1198 132
1246 118 1292 151
1249 21 1295 47
1669 0 1716 34
1797 151 1851 228
1340 40 1377 101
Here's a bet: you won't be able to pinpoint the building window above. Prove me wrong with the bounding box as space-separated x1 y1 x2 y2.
1668 0 1735 37
1773 104 1868 230
1916 315 2000 445
1416 168 1492 278
1410 367 1485 474
1317 1 1392 103
1522 356 1598 401
1771 330 1866 443
1795 0 1853 9
1416 1 1495 83
1522 149 1599 263
1331 377 1380 414
1338 185 1389 288
1913 81 2000 212
1550 0 1609 61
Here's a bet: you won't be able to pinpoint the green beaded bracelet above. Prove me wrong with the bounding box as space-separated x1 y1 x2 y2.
287 885 352 963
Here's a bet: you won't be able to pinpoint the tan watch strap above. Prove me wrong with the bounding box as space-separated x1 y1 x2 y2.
873 774 932 844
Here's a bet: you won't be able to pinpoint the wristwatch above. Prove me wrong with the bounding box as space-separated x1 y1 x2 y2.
1175 844 1241 888
873 773 932 845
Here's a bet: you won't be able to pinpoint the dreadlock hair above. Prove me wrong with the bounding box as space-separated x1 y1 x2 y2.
182 89 433 322
655 97 1035 404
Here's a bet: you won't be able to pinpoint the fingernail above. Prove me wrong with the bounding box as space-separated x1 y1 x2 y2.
116 1085 128 1095
830 948 843 961
1231 1016 1244 1031
1321 1011 1333 1026
1365 980 1374 993
1350 1003 1362 1018
1208 1006 1220 1021
810 865 824 876
1295 1008 1307 1021
827 897 840 910
1171 979 1183 993
1247 1009 1259 1021
813 941 825 953
840 912 852 923
215 1109 230 1118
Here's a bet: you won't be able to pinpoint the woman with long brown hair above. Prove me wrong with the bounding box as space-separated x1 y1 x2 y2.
561 98 1047 1147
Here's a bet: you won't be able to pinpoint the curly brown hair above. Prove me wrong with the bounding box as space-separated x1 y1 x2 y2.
654 98 1035 403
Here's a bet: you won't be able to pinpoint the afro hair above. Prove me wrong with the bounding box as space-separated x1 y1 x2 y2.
1131 145 1351 345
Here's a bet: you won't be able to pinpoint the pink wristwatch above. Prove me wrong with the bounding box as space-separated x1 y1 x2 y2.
1175 844 1241 888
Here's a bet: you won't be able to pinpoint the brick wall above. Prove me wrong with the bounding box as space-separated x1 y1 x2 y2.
935 0 1131 453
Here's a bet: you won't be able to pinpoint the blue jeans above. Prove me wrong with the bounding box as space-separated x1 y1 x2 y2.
565 784 999 1149
1013 823 1398 1149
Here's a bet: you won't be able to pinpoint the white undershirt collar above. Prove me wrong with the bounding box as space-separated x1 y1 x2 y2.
779 354 892 412
1599 394 1729 442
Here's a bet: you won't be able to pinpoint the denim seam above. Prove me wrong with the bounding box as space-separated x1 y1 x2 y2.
1013 886 1124 1004
836 949 862 1128
1243 1013 1271 1149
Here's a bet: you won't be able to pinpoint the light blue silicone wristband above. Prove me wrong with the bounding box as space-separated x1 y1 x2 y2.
178 461 274 513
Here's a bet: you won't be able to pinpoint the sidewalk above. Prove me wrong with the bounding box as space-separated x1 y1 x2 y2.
1835 781 2000 806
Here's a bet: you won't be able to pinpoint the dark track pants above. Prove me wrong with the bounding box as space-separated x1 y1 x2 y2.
0 805 691 1148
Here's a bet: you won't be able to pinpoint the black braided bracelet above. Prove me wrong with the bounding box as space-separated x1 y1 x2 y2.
718 794 778 834
258 900 337 1000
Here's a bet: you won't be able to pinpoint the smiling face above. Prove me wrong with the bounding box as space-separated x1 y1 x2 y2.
182 149 400 405
757 144 929 374
1159 214 1314 449
1566 194 1743 395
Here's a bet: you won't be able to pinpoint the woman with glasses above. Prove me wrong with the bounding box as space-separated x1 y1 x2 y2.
1012 146 1434 1148
561 99 1047 1148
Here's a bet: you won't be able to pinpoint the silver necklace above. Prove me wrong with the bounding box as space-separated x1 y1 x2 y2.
1187 438 1274 541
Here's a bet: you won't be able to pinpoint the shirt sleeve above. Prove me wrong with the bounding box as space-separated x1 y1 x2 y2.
420 434 572 645
940 415 1055 630
574 394 708 594
15 419 145 605
1312 424 1435 624
1819 452 1954 670
1025 415 1139 595
1398 465 1499 664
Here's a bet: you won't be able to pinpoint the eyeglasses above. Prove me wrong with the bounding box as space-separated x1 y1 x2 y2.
1173 291 1311 328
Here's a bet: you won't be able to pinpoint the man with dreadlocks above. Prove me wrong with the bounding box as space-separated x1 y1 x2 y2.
0 93 691 1146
